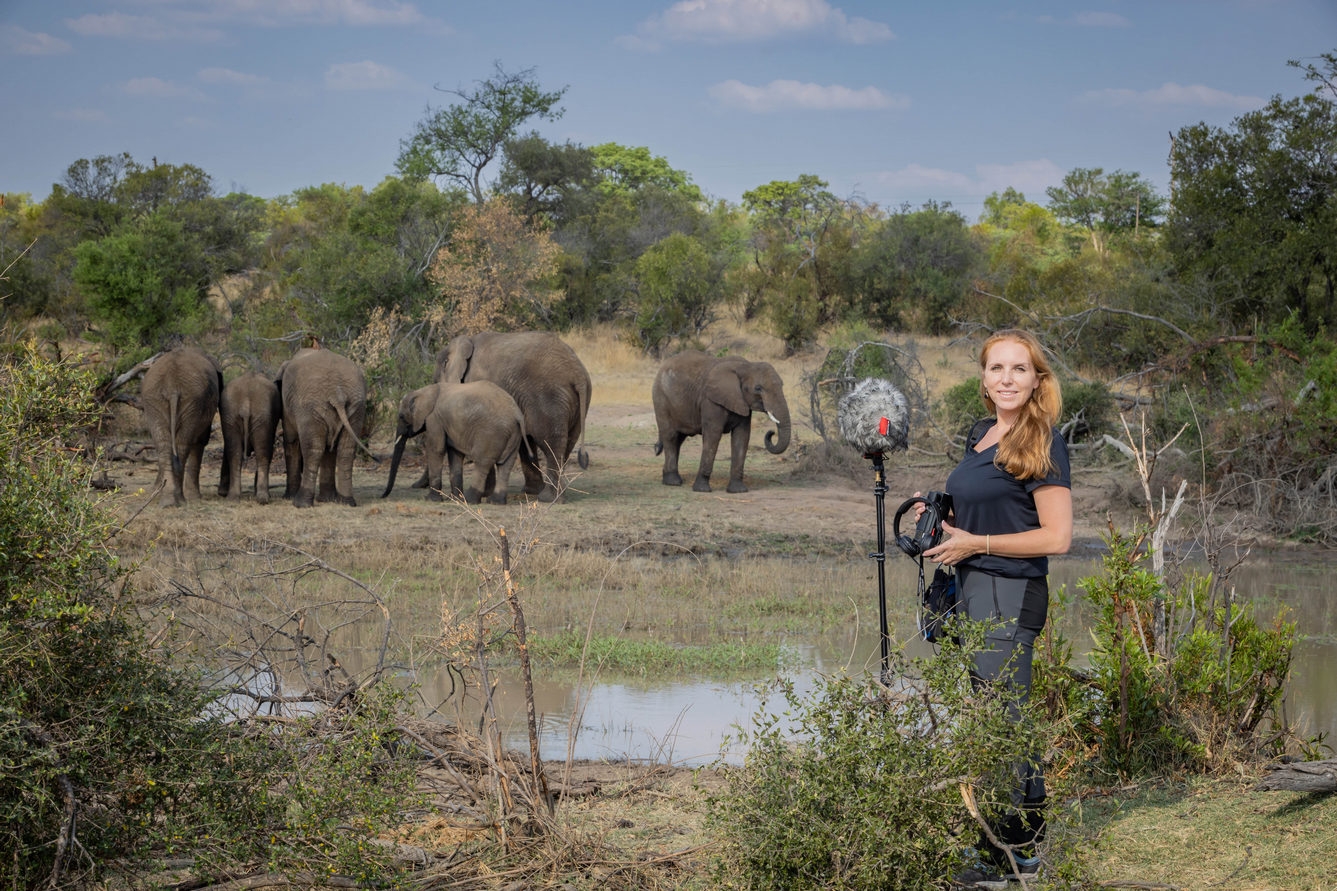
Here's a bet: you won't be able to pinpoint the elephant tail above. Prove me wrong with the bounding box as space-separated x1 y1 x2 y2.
331 397 380 465
168 391 184 479
574 380 591 470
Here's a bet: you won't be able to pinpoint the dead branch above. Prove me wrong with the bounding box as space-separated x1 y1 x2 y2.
95 352 164 404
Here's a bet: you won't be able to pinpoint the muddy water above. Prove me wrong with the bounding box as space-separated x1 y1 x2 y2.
409 554 1337 767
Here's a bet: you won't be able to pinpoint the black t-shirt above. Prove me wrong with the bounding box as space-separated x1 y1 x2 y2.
945 419 1071 578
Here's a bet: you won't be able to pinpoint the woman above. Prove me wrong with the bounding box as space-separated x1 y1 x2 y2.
918 329 1072 887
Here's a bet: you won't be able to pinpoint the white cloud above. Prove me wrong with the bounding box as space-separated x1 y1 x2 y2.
121 77 207 100
204 0 436 27
1081 82 1264 110
325 60 409 91
199 67 269 87
709 79 907 112
65 2 445 42
65 13 226 41
1 25 72 55
625 0 893 47
1072 11 1131 27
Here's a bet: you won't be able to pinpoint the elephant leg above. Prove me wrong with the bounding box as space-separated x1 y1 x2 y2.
488 456 513 505
333 433 357 507
156 451 184 508
694 428 724 493
254 444 272 505
283 433 302 498
661 431 687 487
425 441 446 500
293 439 322 508
448 451 468 502
539 439 568 503
726 423 753 494
315 447 338 502
219 432 234 498
410 467 430 489
464 457 494 505
519 445 544 495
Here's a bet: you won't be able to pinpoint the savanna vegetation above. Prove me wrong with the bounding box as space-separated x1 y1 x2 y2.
2 52 1336 889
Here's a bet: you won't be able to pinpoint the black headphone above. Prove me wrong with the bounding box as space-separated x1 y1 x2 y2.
892 491 952 557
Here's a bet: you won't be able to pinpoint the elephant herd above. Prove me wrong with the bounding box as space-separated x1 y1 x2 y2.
137 333 793 509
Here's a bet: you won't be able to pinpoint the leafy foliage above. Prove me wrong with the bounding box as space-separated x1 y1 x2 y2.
0 346 261 885
397 62 567 203
705 631 1055 890
1037 530 1297 779
1166 52 1337 333
427 198 562 333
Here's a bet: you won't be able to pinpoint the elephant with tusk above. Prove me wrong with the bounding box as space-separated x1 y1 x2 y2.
651 349 791 493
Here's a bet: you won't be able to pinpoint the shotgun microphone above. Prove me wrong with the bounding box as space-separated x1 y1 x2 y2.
837 377 910 457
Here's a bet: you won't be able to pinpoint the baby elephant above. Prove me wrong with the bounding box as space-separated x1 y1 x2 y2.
383 381 527 504
218 371 283 503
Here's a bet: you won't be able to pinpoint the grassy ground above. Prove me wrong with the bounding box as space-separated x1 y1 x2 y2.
106 323 1327 889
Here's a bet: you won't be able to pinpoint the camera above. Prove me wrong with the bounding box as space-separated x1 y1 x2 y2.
893 490 953 558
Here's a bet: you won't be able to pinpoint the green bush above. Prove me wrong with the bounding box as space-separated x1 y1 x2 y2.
0 344 421 885
705 629 1054 890
1038 529 1297 779
0 344 267 884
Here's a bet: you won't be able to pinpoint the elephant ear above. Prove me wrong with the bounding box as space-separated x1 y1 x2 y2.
409 385 440 432
704 366 752 417
438 337 474 383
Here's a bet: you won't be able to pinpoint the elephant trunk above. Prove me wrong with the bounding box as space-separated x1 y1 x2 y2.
763 408 791 454
382 435 409 498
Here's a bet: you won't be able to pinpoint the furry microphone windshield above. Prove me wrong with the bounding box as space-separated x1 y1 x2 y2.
836 377 910 457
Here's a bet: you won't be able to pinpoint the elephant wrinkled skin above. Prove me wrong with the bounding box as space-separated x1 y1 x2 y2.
276 348 368 508
218 371 282 504
383 381 527 504
434 331 590 502
141 347 224 507
652 349 791 493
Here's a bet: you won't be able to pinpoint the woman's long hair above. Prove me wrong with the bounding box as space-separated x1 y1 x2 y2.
980 329 1062 480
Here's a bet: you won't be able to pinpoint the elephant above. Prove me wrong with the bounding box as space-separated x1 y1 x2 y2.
651 349 792 493
382 381 527 504
217 371 283 504
434 331 591 502
140 346 224 508
275 347 369 508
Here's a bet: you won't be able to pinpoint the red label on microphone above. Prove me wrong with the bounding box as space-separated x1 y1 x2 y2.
879 417 889 435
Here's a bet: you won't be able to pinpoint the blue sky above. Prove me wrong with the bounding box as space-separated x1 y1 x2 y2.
3 1 1333 220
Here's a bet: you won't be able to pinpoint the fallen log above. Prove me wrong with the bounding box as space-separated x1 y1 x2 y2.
1253 758 1337 793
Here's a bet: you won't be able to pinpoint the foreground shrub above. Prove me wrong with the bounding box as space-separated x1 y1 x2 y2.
704 628 1056 890
0 345 266 885
1037 529 1298 779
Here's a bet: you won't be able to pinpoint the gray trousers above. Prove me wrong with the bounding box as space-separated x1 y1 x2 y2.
957 566 1048 853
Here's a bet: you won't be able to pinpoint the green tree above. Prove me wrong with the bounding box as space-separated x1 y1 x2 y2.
626 231 725 354
1046 167 1165 254
741 175 850 351
73 213 215 352
852 201 982 334
397 62 567 203
1166 51 1337 333
590 143 703 202
496 132 596 224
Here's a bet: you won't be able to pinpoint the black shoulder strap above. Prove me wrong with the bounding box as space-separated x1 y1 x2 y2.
966 418 992 450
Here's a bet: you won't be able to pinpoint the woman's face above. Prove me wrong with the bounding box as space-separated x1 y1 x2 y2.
983 338 1039 416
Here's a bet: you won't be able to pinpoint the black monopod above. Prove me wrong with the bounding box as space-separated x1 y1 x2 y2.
835 379 910 684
